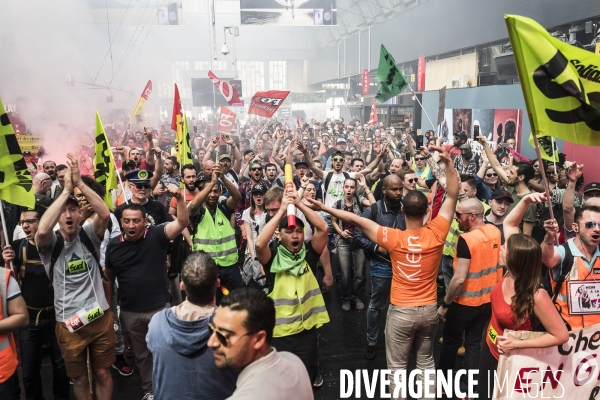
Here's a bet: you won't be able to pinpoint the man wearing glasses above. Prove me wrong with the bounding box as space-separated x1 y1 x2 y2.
2 199 70 400
128 129 157 172
146 252 237 399
114 170 168 228
208 287 313 400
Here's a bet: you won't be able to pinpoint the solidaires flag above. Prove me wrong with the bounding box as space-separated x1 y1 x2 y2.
94 111 118 210
179 114 193 167
528 132 559 162
0 99 34 209
375 45 408 103
506 14 600 146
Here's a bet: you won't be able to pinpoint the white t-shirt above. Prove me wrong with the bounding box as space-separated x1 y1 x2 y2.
241 208 266 254
227 349 313 400
322 171 356 208
5 273 21 302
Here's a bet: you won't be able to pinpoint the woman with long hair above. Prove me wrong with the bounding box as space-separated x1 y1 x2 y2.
478 193 569 400
241 184 267 285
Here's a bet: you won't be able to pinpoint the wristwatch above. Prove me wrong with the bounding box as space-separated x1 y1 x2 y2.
441 300 451 308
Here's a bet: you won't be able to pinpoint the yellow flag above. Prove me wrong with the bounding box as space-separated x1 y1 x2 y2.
506 15 600 146
94 111 118 210
0 99 35 209
528 132 559 162
178 114 193 167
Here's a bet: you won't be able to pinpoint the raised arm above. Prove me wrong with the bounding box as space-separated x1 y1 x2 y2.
223 135 242 174
204 138 219 164
255 200 287 266
144 130 156 166
477 136 509 183
307 199 380 245
298 142 324 180
503 192 546 242
541 218 562 268
165 184 189 240
563 163 583 229
188 169 219 217
150 147 163 189
358 146 388 175
432 145 459 223
295 192 328 254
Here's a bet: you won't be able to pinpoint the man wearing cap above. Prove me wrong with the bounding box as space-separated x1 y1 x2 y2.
445 131 468 161
234 160 272 231
104 182 189 400
485 188 514 244
188 165 244 297
325 138 348 169
36 155 114 400
23 151 37 176
255 186 329 384
584 182 600 200
275 159 323 201
454 143 482 175
114 170 168 228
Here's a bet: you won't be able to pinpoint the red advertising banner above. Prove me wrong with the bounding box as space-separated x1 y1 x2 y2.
248 90 290 118
217 107 237 134
417 56 425 92
368 98 378 124
208 71 242 106
362 68 370 95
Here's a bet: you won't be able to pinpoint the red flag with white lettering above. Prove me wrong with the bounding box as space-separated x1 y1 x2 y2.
217 107 237 134
208 71 242 106
368 98 378 124
248 90 290 118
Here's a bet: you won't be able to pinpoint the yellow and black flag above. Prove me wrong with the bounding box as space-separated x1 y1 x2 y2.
0 99 35 209
94 111 118 210
528 132 559 162
506 15 600 146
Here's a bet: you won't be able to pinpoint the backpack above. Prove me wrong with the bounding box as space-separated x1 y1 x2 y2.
543 242 573 302
49 229 103 280
323 172 350 203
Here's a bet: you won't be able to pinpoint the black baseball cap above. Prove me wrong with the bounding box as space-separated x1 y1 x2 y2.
490 188 514 203
454 131 468 142
584 182 600 194
251 184 266 194
295 159 309 168
278 216 305 230
23 151 32 156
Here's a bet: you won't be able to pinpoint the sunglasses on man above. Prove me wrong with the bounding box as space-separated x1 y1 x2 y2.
208 322 253 347
132 183 151 189
485 173 498 177
332 157 345 162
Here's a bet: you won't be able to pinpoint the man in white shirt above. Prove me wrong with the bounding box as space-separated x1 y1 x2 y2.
208 287 314 400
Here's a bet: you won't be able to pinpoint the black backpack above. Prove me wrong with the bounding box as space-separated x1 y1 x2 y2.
323 172 350 203
49 229 103 280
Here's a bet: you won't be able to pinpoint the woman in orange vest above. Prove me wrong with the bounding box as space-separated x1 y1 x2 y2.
478 192 569 400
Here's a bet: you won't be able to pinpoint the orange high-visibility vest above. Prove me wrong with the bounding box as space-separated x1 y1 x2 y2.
0 268 18 383
454 224 502 306
552 253 600 331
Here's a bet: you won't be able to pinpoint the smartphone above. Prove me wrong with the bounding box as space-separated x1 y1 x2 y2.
307 171 314 178
474 125 480 137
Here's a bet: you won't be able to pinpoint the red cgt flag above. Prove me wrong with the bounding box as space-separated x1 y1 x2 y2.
171 84 182 131
132 80 152 116
217 107 237 134
368 98 378 124
248 90 290 118
208 71 242 106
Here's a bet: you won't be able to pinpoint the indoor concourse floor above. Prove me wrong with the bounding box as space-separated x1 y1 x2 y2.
35 280 456 400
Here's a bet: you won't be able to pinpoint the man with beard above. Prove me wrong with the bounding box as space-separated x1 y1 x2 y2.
35 155 113 400
188 165 244 297
43 161 58 186
104 182 189 400
234 160 272 231
1 199 70 400
114 170 168 228
264 163 279 186
445 131 468 161
208 288 312 400
437 199 501 395
169 165 199 215
484 188 514 244
154 157 180 207
255 187 329 384
454 143 482 176
354 174 406 360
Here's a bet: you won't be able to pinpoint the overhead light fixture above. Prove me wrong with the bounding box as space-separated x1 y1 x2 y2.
221 43 230 56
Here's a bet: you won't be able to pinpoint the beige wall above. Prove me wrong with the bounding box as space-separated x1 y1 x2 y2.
424 52 478 91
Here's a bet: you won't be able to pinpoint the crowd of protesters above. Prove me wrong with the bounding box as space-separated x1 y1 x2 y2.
1 115 599 400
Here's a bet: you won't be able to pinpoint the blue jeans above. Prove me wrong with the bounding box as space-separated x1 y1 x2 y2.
20 316 70 400
386 304 438 399
337 238 365 301
366 276 391 345
441 254 454 291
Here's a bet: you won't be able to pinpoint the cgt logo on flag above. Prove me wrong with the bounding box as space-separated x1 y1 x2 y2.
248 90 290 118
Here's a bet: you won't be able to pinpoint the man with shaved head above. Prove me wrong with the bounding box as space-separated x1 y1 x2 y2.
437 197 501 394
354 174 406 360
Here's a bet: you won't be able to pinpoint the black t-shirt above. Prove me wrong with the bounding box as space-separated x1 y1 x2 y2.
456 236 471 259
1 239 54 315
484 218 505 245
263 240 321 293
114 199 169 230
105 226 171 312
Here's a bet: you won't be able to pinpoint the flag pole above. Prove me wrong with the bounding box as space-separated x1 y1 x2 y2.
406 82 436 133
531 131 556 224
551 136 557 172
114 164 129 205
